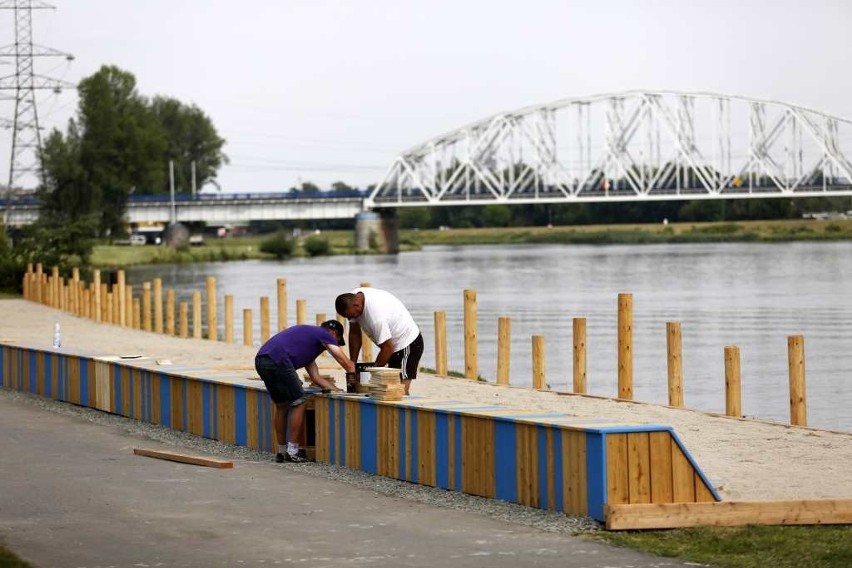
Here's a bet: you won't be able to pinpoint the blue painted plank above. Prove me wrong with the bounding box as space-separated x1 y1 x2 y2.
360 403 377 474
585 432 606 522
435 413 449 489
537 426 549 510
494 421 517 503
234 388 247 445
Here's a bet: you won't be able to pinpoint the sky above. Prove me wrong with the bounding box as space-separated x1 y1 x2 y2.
1 0 850 193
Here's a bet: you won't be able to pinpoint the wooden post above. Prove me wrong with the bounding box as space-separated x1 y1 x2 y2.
243 309 253 346
296 299 307 325
166 290 175 335
667 321 684 407
101 282 112 323
315 312 326 325
463 288 477 380
260 296 270 342
532 335 546 390
92 270 102 322
617 292 633 400
277 278 287 331
132 298 141 329
224 295 234 343
51 266 59 308
153 278 163 334
788 335 807 426
126 285 134 328
192 291 202 339
497 316 510 385
724 345 742 418
359 282 373 361
117 270 126 326
71 267 80 315
142 282 152 332
573 317 587 394
434 311 447 376
114 285 121 324
206 276 217 341
106 292 114 325
179 302 189 338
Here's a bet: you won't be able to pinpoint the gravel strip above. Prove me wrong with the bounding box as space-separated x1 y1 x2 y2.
1 387 602 535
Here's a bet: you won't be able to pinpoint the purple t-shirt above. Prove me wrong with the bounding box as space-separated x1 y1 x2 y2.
256 325 336 369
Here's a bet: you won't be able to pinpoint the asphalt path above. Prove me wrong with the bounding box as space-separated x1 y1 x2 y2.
0 391 694 568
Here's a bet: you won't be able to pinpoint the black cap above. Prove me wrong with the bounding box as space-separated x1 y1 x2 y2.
320 320 345 346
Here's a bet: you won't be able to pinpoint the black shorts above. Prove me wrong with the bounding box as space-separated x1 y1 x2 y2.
255 355 304 405
387 333 424 380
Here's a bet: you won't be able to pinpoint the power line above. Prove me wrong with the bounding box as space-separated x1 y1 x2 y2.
0 0 74 191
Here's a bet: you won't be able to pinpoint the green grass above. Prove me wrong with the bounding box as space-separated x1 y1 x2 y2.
594 525 852 568
403 218 852 247
89 231 363 267
85 219 852 268
0 544 33 568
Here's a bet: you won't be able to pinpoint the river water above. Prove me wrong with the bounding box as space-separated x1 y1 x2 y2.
126 241 852 432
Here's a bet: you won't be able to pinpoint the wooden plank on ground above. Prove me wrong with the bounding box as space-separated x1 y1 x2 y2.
133 448 234 469
605 500 852 530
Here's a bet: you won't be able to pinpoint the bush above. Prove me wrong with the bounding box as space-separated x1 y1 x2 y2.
303 236 330 257
259 231 295 260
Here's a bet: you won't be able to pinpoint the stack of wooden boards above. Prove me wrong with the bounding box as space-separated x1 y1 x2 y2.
366 367 404 401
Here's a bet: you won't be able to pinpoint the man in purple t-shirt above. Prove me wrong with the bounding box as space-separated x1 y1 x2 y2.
255 320 354 463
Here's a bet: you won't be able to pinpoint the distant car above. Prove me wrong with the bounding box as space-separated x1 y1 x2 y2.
129 234 146 246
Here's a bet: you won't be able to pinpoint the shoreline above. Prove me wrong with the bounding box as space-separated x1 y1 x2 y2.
83 218 852 268
2 297 851 503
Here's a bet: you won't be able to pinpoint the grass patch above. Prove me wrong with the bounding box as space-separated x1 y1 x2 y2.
0 544 33 567
595 525 852 568
403 218 852 247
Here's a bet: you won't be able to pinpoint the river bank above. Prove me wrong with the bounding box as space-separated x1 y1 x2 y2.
88 218 852 267
2 297 851 504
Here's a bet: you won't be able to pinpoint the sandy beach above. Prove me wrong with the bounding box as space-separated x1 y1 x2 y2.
2 298 850 502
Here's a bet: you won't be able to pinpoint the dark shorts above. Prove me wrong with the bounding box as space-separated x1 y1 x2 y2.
255 355 304 405
387 333 424 380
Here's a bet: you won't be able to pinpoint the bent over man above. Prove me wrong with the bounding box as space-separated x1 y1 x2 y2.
254 320 354 463
335 287 424 395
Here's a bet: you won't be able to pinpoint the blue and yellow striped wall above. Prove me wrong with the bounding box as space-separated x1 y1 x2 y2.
1 341 719 522
0 342 283 454
314 395 720 521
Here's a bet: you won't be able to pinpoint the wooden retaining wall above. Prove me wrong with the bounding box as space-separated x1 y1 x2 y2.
0 342 284 454
313 394 719 521
2 340 748 526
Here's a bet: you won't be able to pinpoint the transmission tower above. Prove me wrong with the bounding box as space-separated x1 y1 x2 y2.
0 0 73 192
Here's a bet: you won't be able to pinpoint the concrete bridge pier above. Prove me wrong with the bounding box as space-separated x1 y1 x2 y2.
355 209 398 254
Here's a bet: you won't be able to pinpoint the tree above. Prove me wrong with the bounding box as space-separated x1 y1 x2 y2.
39 65 228 238
150 96 227 194
75 66 167 236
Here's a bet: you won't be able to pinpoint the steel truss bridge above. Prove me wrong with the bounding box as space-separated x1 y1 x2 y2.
367 90 852 208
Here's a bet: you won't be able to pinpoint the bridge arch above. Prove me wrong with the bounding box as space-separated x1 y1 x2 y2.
368 90 852 208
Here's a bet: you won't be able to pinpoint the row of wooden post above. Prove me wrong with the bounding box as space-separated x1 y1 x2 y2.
23 266 807 427
20 266 372 355
435 289 809 427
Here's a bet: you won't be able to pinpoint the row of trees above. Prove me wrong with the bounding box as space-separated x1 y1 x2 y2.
38 65 228 238
392 196 852 231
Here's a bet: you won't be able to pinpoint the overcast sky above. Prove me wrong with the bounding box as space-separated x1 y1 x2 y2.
1 0 850 193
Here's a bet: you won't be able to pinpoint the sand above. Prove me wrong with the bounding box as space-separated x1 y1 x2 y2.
2 298 850 502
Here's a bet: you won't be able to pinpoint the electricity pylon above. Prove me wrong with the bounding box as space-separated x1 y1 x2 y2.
0 0 73 192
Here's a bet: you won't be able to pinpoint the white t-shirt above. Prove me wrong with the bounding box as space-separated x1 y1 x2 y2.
351 287 420 352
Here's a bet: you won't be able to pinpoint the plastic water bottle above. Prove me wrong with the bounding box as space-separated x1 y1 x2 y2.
53 320 61 348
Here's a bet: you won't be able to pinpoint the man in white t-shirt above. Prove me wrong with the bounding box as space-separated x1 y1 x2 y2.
335 287 424 395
